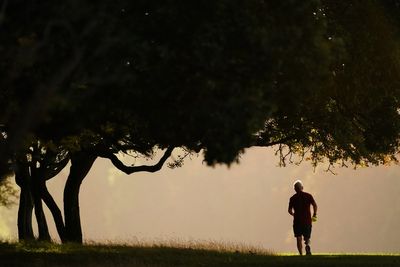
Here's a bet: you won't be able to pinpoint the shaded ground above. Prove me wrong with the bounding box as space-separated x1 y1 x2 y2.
0 242 399 267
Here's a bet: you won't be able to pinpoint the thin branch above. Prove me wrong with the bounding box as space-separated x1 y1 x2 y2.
254 134 296 147
167 149 192 169
295 147 310 165
102 147 174 174
325 163 337 175
43 156 70 180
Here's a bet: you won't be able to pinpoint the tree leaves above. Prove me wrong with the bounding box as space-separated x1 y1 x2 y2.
1 0 400 168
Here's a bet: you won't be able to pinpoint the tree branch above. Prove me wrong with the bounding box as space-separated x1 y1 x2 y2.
253 134 296 147
102 147 175 174
43 156 70 181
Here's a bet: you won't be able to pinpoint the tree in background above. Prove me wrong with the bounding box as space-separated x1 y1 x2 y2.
0 128 17 227
0 177 17 208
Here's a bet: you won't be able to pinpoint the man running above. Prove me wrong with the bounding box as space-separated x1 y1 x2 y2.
288 180 317 255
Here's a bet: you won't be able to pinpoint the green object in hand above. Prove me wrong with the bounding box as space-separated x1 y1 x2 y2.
312 216 317 222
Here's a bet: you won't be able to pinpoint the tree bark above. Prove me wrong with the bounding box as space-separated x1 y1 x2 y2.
31 170 51 241
31 164 66 242
17 186 34 241
15 161 34 241
40 181 66 242
63 151 96 243
37 149 69 242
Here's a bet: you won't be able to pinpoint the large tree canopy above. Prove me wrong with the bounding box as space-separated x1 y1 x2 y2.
1 0 399 167
1 0 334 164
1 0 400 243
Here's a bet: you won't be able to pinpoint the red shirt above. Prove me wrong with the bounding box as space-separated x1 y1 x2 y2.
289 191 315 226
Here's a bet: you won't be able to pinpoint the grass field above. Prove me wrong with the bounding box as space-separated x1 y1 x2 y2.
0 241 399 267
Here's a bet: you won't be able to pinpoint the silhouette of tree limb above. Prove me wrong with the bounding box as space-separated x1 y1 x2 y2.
101 147 174 174
254 134 297 147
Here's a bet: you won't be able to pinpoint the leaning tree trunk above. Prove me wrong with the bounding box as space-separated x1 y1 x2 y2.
63 152 96 243
31 169 51 241
40 180 66 242
15 161 34 241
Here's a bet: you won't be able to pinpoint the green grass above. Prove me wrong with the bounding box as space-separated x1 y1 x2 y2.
0 241 399 267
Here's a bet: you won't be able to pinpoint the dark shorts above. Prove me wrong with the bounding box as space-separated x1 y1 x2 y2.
293 224 312 239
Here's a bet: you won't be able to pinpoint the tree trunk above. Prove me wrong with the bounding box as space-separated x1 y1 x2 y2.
41 181 66 242
15 161 34 241
63 152 96 243
17 186 34 241
31 172 51 241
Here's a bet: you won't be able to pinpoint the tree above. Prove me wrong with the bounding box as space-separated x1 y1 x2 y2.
0 130 17 209
1 0 400 244
0 177 17 208
13 141 69 242
257 0 400 168
53 0 334 242
1 0 333 162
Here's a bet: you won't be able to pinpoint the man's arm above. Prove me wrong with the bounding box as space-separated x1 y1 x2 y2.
288 200 294 216
311 199 318 217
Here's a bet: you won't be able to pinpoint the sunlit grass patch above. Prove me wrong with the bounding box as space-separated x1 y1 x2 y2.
84 238 275 255
15 241 64 253
0 238 275 257
0 240 82 254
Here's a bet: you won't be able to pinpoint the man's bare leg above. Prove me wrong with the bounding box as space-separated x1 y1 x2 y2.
305 238 311 255
296 236 303 255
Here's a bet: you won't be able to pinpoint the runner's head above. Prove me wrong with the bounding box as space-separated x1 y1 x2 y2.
293 180 303 193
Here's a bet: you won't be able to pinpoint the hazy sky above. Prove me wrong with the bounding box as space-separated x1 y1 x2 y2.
1 147 400 253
